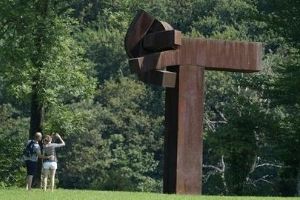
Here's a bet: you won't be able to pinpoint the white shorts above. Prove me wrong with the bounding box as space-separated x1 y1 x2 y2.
43 161 57 170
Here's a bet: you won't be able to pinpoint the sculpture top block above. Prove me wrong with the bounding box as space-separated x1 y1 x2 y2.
125 10 262 88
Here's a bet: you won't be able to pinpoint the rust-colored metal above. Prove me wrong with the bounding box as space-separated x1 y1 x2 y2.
143 30 182 52
181 38 262 72
176 66 204 194
129 38 262 73
124 10 262 195
164 66 204 194
142 70 177 88
124 10 155 58
163 66 179 193
125 10 179 88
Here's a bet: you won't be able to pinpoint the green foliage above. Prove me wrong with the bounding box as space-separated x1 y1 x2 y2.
267 50 300 196
0 104 28 187
51 78 164 192
93 78 164 192
266 0 300 46
58 128 111 190
0 0 96 107
77 26 128 83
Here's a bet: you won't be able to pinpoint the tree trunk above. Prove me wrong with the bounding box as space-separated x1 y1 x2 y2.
29 85 44 138
29 81 44 188
297 166 300 196
30 0 49 187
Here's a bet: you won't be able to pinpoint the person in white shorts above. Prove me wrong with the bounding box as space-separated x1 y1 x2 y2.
42 133 65 191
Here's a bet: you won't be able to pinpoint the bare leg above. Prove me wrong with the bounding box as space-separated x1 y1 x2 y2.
40 167 44 189
43 169 49 191
26 175 33 190
50 169 56 192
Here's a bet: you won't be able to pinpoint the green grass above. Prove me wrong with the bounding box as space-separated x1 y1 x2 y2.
0 188 299 200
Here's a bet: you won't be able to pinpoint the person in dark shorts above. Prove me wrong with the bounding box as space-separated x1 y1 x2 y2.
23 132 51 190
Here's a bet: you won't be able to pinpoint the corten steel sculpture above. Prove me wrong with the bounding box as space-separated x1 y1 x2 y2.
124 10 262 194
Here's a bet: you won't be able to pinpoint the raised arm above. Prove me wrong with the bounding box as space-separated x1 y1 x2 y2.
54 133 65 147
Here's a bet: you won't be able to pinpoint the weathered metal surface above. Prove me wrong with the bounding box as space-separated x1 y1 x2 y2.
143 30 182 52
124 10 178 88
128 50 179 74
129 60 176 88
148 20 174 33
124 10 263 195
124 10 154 58
176 65 204 194
164 65 204 194
129 50 178 73
181 38 262 72
141 70 177 88
129 38 262 73
164 66 179 193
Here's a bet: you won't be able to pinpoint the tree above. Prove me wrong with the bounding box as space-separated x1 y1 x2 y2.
268 51 300 196
54 77 164 192
0 0 96 138
265 0 300 47
261 0 300 195
0 104 28 187
0 0 96 186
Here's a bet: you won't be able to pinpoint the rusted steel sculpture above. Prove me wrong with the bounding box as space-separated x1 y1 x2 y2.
125 10 262 194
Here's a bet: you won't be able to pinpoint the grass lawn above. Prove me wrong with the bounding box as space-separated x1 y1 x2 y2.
1 188 299 200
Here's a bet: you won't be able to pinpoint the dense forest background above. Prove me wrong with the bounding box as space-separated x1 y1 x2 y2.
0 0 299 196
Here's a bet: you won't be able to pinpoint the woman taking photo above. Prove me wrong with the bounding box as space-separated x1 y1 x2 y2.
42 133 65 192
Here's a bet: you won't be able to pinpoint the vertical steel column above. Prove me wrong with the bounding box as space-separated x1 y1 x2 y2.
164 66 204 194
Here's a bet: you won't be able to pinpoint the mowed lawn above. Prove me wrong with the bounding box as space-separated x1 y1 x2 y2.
1 189 300 200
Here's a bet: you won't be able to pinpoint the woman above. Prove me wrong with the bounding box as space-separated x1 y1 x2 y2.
42 133 65 191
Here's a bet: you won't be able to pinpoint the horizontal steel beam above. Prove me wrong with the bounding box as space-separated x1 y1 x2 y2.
129 38 262 73
141 70 177 88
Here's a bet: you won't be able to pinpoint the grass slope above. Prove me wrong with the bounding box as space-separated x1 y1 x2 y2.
0 189 300 200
